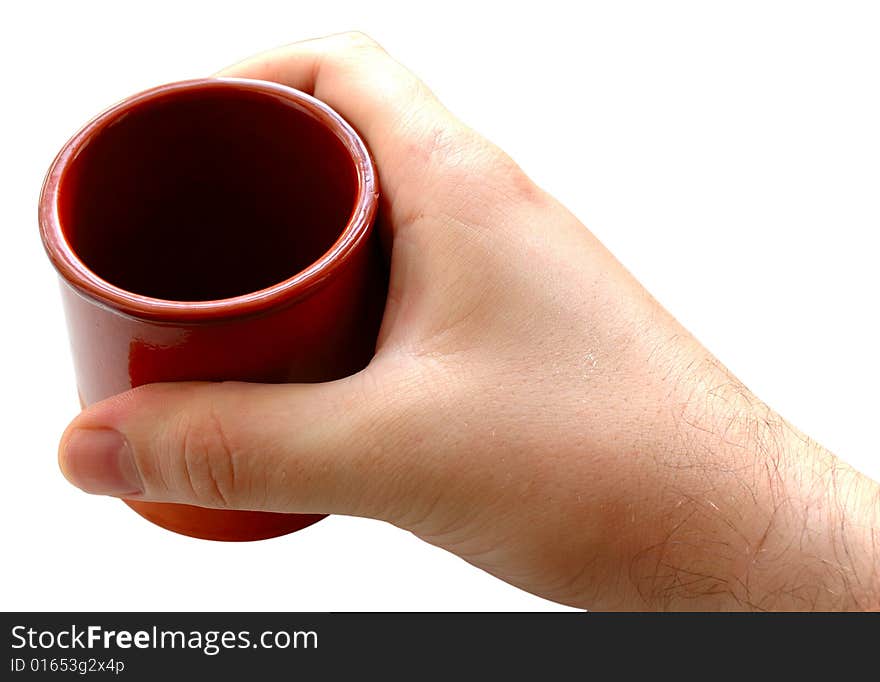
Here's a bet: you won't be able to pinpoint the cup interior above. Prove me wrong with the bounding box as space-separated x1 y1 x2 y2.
55 84 359 301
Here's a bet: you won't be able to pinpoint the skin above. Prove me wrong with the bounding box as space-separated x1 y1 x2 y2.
59 32 880 611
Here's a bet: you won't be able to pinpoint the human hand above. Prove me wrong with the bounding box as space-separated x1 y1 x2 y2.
58 32 880 611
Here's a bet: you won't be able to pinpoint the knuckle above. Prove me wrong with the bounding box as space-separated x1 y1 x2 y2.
398 120 474 180
338 30 382 52
467 141 541 202
407 125 542 211
172 407 239 509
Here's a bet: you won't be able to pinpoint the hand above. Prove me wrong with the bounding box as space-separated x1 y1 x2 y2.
59 32 880 611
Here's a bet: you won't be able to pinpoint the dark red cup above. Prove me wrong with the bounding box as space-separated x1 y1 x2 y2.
39 78 385 541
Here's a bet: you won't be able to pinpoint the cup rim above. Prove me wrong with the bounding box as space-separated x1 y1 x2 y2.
38 77 379 323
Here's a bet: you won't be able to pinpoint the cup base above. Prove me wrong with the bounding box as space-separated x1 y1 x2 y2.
123 500 326 541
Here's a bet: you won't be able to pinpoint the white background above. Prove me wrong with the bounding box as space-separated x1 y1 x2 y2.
1 1 877 611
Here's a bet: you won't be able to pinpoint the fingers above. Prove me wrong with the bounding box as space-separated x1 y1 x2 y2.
57 374 415 521
217 32 432 121
217 31 440 147
215 32 474 214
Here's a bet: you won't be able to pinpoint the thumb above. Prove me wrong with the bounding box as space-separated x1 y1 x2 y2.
58 375 408 520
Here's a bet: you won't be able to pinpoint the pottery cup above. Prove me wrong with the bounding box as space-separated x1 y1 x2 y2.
39 78 385 541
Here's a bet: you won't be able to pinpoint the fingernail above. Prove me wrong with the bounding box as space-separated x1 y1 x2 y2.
60 428 144 497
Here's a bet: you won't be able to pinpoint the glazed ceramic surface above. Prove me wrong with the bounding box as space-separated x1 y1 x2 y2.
39 79 385 541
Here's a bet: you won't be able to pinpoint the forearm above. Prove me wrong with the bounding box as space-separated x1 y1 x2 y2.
620 354 880 611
